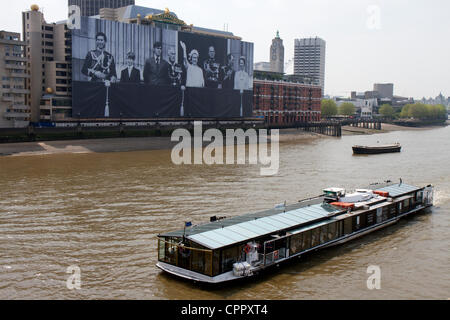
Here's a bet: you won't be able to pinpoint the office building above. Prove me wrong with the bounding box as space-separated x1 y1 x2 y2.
68 0 135 17
0 31 30 128
374 83 394 99
294 37 326 94
22 5 73 123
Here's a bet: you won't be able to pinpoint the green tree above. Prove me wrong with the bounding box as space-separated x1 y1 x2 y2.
379 104 395 118
400 104 412 118
321 99 338 117
408 103 428 119
400 103 447 121
435 104 447 119
339 102 356 116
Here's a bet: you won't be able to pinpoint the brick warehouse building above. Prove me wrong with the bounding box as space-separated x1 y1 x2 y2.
253 78 322 126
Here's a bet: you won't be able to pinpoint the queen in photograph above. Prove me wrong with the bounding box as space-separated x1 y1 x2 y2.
234 56 252 91
180 41 204 88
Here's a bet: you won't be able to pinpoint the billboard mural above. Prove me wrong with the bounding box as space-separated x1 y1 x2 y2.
72 17 254 119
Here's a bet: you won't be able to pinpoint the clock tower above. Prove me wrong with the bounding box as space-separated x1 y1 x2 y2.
270 31 284 74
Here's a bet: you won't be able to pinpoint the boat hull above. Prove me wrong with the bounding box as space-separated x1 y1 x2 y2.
353 146 401 154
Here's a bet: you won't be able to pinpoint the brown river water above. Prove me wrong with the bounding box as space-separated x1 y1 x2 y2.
0 126 449 300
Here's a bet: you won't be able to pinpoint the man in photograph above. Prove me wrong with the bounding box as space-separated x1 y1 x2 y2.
221 54 235 90
144 41 169 86
203 46 221 89
234 56 252 91
166 47 183 87
120 52 141 83
81 32 117 82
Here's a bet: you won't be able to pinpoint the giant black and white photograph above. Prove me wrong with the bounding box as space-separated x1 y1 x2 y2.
71 16 253 119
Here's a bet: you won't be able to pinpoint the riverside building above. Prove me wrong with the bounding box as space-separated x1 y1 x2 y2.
0 31 30 128
253 73 322 126
22 5 73 123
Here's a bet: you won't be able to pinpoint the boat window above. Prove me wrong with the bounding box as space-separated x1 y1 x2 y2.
158 238 177 265
320 225 328 244
212 251 220 276
389 204 397 218
403 199 410 212
158 239 165 262
366 212 375 226
311 228 320 247
301 230 312 251
336 221 342 238
382 206 389 221
359 214 367 229
328 223 337 241
221 246 240 273
376 208 383 223
192 249 205 275
290 233 303 255
416 192 423 203
344 218 352 235
204 252 213 277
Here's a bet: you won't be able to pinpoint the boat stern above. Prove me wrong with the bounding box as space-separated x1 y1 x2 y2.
423 185 434 207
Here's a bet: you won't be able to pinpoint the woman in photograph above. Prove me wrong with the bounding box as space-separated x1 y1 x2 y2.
234 56 252 91
179 41 205 88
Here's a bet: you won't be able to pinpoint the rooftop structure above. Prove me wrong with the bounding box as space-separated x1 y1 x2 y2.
68 0 135 16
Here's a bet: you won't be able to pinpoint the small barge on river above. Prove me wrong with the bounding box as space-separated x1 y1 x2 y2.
353 143 402 155
157 182 434 284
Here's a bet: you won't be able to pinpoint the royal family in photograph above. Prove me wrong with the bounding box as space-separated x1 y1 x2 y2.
71 17 254 119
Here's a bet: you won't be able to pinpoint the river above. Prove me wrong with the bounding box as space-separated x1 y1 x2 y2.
0 125 449 300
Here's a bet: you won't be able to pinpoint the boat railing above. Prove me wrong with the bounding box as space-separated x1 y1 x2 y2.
262 248 287 267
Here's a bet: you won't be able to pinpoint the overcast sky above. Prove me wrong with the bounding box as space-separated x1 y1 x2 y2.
1 0 449 98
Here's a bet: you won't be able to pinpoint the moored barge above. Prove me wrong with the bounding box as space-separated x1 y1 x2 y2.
157 182 434 284
353 143 402 155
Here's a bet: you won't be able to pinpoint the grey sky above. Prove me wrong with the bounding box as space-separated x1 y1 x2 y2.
1 0 449 98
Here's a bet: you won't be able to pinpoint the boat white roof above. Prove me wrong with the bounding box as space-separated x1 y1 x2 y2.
375 183 423 198
159 183 424 250
186 204 342 250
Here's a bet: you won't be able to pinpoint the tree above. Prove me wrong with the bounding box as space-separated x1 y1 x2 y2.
400 104 412 118
435 104 448 120
409 103 428 119
379 104 395 118
321 99 338 117
400 103 447 121
339 102 356 116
